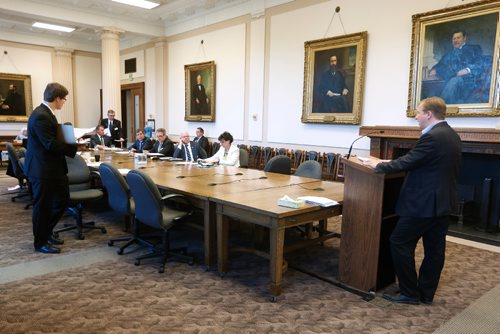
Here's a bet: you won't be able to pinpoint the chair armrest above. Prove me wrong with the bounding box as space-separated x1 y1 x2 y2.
89 170 102 189
161 194 193 214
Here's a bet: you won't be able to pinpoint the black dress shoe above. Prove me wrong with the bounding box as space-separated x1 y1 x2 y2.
420 297 433 305
48 236 64 245
382 293 420 305
35 244 61 254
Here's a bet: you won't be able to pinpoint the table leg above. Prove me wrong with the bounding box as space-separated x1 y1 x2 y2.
269 227 285 300
217 209 229 275
204 201 216 269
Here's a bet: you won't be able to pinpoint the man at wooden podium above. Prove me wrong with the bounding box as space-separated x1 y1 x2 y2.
364 96 462 305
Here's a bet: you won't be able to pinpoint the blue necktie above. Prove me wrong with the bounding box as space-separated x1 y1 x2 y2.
185 144 192 161
138 141 142 151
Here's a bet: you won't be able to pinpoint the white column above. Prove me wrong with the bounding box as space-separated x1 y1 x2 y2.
52 48 74 124
154 38 167 131
100 27 123 120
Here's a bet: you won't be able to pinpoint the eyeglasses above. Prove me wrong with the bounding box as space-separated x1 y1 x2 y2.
62 97 67 101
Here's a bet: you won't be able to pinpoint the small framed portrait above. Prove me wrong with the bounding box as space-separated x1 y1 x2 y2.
0 73 32 122
302 31 367 124
407 0 500 117
184 61 216 122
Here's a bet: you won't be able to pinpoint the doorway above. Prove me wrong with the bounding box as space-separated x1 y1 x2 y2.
121 82 145 146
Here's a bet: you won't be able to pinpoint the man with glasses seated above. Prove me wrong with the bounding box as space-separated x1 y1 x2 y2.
143 128 174 156
173 131 207 162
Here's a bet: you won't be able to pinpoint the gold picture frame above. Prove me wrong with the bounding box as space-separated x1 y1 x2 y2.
407 0 500 117
0 73 32 122
302 31 367 124
184 61 216 122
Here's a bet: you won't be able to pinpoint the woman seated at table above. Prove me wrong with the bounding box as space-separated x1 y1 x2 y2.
201 131 240 167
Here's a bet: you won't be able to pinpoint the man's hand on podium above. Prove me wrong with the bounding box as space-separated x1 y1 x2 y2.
360 157 390 169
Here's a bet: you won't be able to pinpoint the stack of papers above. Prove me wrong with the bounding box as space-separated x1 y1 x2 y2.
118 168 130 176
297 196 338 207
159 157 183 161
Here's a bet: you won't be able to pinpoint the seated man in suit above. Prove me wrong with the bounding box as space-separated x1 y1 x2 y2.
128 128 153 153
90 124 112 150
143 127 174 156
193 127 209 154
173 131 207 162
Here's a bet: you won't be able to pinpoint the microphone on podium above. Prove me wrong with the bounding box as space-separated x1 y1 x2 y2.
346 130 384 160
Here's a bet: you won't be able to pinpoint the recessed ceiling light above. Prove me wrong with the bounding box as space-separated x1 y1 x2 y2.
112 0 160 9
32 22 75 33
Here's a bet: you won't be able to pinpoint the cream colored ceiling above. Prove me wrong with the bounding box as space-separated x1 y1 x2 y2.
0 0 290 52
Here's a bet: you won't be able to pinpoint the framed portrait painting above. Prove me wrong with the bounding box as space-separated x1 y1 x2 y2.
302 31 367 124
408 0 500 117
0 73 32 122
184 61 216 122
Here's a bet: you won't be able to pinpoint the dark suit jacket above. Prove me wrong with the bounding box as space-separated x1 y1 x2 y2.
24 103 77 180
90 134 113 148
193 135 209 154
375 122 462 218
101 118 122 141
128 137 153 153
173 142 207 161
151 138 174 156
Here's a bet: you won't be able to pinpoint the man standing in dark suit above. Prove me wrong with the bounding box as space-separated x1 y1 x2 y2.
100 109 122 144
90 124 112 149
24 82 77 254
364 97 462 305
173 131 207 162
144 127 174 156
128 128 153 153
193 127 209 155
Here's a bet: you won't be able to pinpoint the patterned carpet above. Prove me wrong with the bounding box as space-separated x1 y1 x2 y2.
1 171 500 333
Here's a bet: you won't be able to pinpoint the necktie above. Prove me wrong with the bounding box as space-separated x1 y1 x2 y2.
100 136 104 146
138 141 142 151
108 121 112 131
185 144 192 161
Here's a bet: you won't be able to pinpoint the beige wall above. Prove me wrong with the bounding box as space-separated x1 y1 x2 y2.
1 0 498 155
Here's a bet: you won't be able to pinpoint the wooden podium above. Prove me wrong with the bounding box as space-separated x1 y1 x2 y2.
339 157 405 294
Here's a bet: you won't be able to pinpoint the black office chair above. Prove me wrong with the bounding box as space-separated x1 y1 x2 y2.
264 155 291 175
6 143 30 203
295 160 322 179
239 148 249 168
211 142 220 156
198 146 208 159
99 163 135 254
54 154 106 240
127 169 194 273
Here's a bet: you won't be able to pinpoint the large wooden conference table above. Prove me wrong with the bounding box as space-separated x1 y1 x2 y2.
97 151 344 298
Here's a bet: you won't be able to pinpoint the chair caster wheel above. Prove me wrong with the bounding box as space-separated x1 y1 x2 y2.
159 268 165 273
188 260 194 266
101 228 107 234
108 241 114 246
270 296 278 303
117 249 124 255
134 260 140 266
78 233 85 240
219 272 226 278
